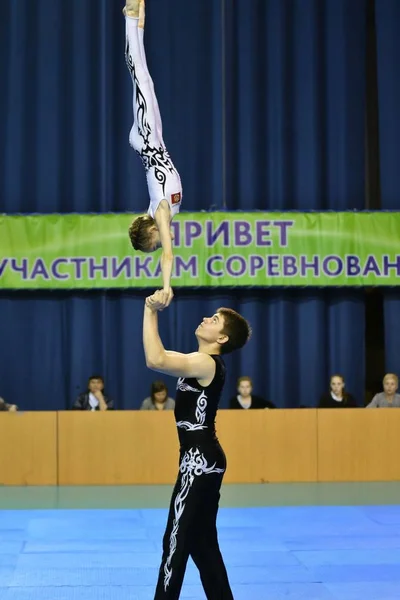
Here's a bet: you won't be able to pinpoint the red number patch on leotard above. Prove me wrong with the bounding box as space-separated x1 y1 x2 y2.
171 193 181 205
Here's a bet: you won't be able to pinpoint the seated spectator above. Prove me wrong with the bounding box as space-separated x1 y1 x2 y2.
318 374 358 408
229 376 275 409
140 380 175 411
72 375 113 411
366 373 400 408
0 397 18 412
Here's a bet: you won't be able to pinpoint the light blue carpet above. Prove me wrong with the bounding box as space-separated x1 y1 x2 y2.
0 505 400 599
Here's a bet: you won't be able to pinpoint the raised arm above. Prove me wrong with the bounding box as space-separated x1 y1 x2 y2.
154 201 174 307
143 301 215 381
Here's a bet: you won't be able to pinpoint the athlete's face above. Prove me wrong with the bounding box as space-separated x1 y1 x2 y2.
148 228 175 252
196 312 226 344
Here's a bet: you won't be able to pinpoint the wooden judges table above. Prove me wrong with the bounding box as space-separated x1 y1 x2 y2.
1 409 400 486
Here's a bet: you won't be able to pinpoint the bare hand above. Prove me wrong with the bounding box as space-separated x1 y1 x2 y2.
162 287 174 308
93 390 104 401
146 289 172 311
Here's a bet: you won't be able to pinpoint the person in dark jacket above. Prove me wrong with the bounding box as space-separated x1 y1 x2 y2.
229 376 275 409
318 374 357 408
72 375 114 411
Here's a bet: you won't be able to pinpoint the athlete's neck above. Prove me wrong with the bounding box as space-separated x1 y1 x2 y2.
197 341 221 355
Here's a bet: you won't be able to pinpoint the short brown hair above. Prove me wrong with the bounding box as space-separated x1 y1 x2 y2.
217 307 251 354
128 215 156 252
237 376 252 387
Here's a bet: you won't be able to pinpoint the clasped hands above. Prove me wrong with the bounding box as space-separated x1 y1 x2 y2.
146 287 174 311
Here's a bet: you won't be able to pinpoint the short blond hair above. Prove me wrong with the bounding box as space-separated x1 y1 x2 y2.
383 373 399 385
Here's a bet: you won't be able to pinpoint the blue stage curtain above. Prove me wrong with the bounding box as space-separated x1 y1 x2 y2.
0 291 365 410
0 0 367 410
224 0 366 212
375 0 400 377
0 0 223 213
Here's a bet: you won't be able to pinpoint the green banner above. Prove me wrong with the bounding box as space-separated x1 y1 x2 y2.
0 212 399 288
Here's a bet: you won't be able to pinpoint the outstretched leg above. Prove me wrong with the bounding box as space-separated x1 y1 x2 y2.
124 0 182 215
124 0 164 155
